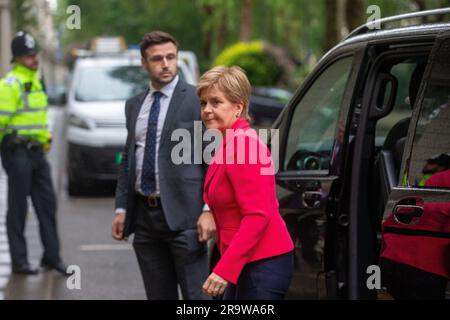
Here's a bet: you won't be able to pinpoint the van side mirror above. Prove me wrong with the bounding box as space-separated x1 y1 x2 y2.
59 91 67 106
47 85 67 107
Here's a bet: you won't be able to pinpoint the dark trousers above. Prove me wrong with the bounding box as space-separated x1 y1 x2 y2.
223 251 294 300
0 147 61 267
132 196 210 300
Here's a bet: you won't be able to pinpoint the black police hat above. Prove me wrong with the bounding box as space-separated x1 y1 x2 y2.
11 31 38 61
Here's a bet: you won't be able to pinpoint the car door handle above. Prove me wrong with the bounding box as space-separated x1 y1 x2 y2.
393 204 424 225
302 191 323 209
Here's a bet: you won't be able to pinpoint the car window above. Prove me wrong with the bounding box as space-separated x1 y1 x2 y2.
375 61 420 146
284 56 353 171
75 65 148 102
407 42 450 189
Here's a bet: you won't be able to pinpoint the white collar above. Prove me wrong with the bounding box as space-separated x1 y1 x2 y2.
149 75 179 98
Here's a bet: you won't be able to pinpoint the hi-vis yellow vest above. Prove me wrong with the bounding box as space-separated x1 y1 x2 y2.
0 64 50 144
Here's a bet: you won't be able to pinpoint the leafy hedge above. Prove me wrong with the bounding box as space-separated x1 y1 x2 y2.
213 41 283 86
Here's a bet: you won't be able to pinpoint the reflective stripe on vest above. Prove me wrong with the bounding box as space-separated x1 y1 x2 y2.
15 106 48 114
6 124 48 131
21 91 30 109
0 110 14 116
0 104 47 115
8 124 48 130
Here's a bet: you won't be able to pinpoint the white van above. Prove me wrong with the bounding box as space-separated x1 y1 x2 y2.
66 49 197 195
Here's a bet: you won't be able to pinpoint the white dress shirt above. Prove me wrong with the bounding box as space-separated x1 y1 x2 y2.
134 75 179 195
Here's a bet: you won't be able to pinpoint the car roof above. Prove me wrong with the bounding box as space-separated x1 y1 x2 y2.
75 56 141 67
319 22 450 63
323 7 450 58
342 22 450 46
72 51 197 85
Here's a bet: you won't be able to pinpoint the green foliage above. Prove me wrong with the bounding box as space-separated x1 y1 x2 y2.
368 0 413 18
254 0 326 64
369 0 450 20
214 41 283 86
15 0 37 32
196 0 241 58
59 0 205 53
56 0 450 81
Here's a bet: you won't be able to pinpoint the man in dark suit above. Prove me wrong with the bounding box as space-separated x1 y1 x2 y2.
111 31 215 300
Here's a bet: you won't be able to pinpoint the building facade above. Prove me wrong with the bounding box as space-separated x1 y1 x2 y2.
0 0 14 77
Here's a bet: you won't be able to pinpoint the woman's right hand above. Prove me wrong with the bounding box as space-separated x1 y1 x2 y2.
202 272 228 297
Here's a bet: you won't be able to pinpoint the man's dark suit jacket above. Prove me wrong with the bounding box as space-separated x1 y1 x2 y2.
115 79 205 237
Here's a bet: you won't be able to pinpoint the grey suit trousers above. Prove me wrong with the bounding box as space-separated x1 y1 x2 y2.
132 195 209 300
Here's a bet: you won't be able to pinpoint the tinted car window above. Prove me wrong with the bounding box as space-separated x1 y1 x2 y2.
284 56 353 171
376 61 420 146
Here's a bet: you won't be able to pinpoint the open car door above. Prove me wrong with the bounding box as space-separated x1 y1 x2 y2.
380 32 450 300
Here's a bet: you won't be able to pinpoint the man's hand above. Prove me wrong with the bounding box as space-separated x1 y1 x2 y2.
202 272 228 297
197 211 216 242
112 213 126 240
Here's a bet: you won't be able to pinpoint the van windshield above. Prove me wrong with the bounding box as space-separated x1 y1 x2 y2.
75 65 148 102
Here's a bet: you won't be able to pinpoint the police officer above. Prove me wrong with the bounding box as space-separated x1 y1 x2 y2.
0 32 68 275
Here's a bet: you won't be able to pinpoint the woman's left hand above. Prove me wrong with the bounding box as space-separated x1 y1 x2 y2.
202 272 228 297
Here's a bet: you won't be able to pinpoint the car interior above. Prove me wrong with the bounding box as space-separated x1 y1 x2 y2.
367 52 429 239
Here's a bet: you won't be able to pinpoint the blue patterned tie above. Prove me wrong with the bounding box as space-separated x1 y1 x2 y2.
141 91 163 196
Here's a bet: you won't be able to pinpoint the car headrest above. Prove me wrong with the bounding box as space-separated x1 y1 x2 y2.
382 117 411 151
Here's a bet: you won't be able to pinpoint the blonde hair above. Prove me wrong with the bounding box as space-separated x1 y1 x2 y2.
197 66 251 121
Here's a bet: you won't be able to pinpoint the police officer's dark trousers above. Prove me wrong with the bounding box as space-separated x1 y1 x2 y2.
1 145 61 267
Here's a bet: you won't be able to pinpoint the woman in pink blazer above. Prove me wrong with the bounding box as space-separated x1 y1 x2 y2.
197 66 294 300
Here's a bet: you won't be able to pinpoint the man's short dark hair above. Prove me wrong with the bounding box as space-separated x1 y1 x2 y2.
140 31 178 58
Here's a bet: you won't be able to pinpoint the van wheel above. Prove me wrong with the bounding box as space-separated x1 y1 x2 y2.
67 169 90 196
68 176 84 196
